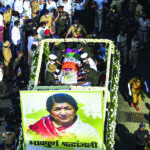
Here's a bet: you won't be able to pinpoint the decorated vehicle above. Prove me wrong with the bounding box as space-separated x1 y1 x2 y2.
18 38 120 150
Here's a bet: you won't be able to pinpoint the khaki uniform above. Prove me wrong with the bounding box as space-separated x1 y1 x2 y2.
111 0 125 10
3 9 12 41
3 47 12 79
129 39 139 69
117 33 127 65
135 4 143 20
40 15 53 32
68 24 86 38
2 132 16 150
31 0 40 23
129 77 144 107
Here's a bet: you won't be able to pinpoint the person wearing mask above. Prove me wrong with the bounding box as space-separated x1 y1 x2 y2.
128 74 149 111
27 31 39 72
3 5 12 41
31 0 40 23
134 123 149 150
57 0 74 26
40 9 54 33
11 20 21 60
54 6 70 38
65 19 87 38
138 13 150 47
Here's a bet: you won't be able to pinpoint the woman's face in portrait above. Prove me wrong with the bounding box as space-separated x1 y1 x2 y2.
50 102 76 125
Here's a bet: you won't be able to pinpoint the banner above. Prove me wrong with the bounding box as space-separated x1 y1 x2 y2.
20 91 104 150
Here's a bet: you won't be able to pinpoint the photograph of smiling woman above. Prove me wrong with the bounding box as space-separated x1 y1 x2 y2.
28 93 100 141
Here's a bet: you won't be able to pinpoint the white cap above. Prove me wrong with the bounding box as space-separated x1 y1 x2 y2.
49 54 57 60
81 53 88 59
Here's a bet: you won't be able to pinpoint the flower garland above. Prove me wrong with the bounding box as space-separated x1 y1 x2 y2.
106 48 120 150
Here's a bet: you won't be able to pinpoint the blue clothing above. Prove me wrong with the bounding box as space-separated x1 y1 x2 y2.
98 46 106 60
0 0 15 12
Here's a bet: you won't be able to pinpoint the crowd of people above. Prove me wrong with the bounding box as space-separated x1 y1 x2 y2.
0 0 149 149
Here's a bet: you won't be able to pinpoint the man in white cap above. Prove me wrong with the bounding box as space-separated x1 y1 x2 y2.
81 52 97 71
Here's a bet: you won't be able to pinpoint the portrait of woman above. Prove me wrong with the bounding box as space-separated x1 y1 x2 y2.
28 93 100 141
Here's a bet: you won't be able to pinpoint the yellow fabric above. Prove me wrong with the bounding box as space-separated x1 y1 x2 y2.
3 41 9 47
3 9 12 23
40 15 53 32
68 24 86 38
31 1 39 13
3 47 12 66
129 77 144 107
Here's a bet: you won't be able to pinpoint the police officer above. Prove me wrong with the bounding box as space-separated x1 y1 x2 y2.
2 41 12 81
40 9 54 33
2 125 16 150
31 0 40 23
54 6 70 38
134 123 149 150
128 74 149 111
77 64 100 86
65 19 87 38
76 43 93 58
3 5 12 41
129 35 139 70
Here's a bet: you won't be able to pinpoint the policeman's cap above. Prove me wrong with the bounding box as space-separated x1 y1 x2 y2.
17 50 23 55
81 53 88 59
5 125 11 131
139 122 145 129
74 19 79 22
6 5 10 9
49 54 57 60
57 6 64 9
3 41 9 47
27 19 33 24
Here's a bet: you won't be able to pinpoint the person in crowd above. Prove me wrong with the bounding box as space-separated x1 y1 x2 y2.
81 52 97 71
2 41 12 81
134 123 149 150
128 74 149 111
40 9 54 33
14 0 23 17
65 19 87 38
28 93 100 140
129 35 140 70
2 125 16 150
77 64 100 86
76 43 93 57
3 5 12 41
13 50 26 89
46 0 57 13
23 0 32 19
138 13 150 47
31 0 40 23
93 0 105 33
27 31 39 72
44 28 53 38
72 0 87 25
0 11 4 54
0 61 7 94
11 20 21 60
117 30 127 65
57 0 74 26
54 6 70 38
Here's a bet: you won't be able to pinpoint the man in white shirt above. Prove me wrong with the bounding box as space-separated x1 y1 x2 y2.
14 0 23 16
93 0 105 32
81 52 97 71
72 0 86 25
11 20 21 60
0 12 4 53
